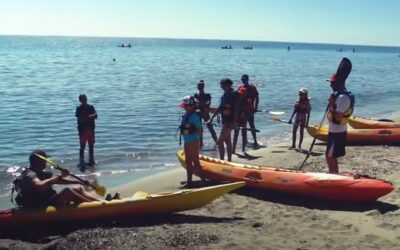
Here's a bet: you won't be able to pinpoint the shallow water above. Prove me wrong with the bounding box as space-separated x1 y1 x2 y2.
0 36 399 208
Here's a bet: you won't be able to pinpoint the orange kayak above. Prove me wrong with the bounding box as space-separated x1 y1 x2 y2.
349 116 400 129
307 125 400 144
177 150 393 202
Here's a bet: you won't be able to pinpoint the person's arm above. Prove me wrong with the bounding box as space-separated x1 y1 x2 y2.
89 106 97 119
288 103 297 124
254 94 259 112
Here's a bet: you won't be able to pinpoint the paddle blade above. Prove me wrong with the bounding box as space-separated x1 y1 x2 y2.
268 111 285 115
270 117 285 123
93 184 107 197
336 57 352 85
35 153 61 170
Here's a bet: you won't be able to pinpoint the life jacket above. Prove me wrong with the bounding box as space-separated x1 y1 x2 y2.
327 91 355 125
177 112 201 145
11 169 55 207
219 89 237 122
194 93 211 113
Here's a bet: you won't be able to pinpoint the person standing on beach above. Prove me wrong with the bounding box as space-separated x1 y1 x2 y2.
326 74 355 173
209 78 239 162
179 96 205 187
232 86 250 154
12 150 103 208
288 88 311 150
237 74 259 148
76 94 97 167
194 80 218 146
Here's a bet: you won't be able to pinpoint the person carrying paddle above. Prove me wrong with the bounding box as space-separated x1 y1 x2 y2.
326 73 355 173
238 74 259 148
208 78 239 162
179 96 206 187
12 150 103 208
76 94 97 167
288 88 311 150
194 80 218 146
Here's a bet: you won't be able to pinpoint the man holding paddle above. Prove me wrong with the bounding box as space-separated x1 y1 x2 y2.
12 150 103 208
325 66 355 173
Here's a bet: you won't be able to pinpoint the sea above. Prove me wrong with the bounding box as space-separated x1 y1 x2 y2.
1 35 399 209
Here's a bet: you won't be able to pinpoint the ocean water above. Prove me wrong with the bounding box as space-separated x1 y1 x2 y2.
0 35 399 208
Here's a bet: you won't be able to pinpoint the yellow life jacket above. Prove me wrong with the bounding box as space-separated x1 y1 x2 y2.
327 91 355 125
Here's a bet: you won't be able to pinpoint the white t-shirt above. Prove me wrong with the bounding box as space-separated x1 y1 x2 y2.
328 94 351 133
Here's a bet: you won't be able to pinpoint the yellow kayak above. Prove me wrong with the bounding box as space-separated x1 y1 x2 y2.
0 182 244 228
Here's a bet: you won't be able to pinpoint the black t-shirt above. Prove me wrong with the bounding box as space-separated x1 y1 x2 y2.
75 104 96 133
194 93 212 112
218 88 238 124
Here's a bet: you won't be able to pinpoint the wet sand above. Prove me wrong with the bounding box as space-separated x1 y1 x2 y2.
1 132 400 249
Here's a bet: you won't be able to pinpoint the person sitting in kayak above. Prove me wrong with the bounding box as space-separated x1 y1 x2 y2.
12 150 103 208
326 73 355 173
288 88 312 150
179 96 206 187
232 86 250 154
208 78 239 162
194 80 218 146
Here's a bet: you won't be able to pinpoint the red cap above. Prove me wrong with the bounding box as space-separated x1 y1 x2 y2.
326 73 337 82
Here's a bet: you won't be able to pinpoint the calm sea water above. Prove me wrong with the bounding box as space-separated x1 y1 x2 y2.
0 35 399 208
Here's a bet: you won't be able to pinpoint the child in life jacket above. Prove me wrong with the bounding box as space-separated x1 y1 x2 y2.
288 88 312 149
179 96 206 187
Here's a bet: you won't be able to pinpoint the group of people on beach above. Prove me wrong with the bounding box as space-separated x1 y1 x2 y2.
11 59 355 208
179 66 355 186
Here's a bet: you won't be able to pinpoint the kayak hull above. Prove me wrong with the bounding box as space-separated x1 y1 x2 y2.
349 116 400 129
307 125 400 144
177 150 393 202
0 182 244 228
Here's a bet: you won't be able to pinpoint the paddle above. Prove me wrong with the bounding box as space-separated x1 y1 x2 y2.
35 154 107 196
270 117 310 127
299 57 352 170
209 107 284 115
208 123 260 132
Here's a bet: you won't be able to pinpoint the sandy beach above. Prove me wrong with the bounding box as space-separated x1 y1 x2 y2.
1 128 400 250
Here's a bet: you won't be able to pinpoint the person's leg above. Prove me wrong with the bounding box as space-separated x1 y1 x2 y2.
188 140 206 181
218 128 227 160
88 130 95 165
241 127 247 153
72 186 103 201
224 126 233 162
326 156 338 173
248 114 258 145
55 187 96 206
290 124 298 149
184 143 193 186
298 125 305 149
232 128 240 154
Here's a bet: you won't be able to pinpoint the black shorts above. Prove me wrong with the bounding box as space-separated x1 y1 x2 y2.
326 132 347 158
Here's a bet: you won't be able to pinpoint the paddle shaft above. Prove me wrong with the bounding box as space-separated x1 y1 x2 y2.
299 104 329 170
209 123 260 132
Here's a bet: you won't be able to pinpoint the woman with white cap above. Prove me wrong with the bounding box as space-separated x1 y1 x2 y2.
179 95 205 187
288 88 312 150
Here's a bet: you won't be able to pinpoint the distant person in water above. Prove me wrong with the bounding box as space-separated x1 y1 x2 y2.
179 96 205 187
194 80 218 146
288 88 311 150
76 94 97 167
209 78 239 162
12 150 102 208
238 74 259 148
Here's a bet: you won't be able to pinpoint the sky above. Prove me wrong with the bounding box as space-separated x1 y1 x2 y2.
0 0 399 46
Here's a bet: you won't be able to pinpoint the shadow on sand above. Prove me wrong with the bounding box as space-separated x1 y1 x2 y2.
0 212 243 243
234 187 399 213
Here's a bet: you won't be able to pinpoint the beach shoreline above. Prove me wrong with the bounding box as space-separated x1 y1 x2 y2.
1 131 399 249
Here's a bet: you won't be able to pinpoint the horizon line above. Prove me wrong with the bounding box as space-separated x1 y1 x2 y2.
1 33 400 49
